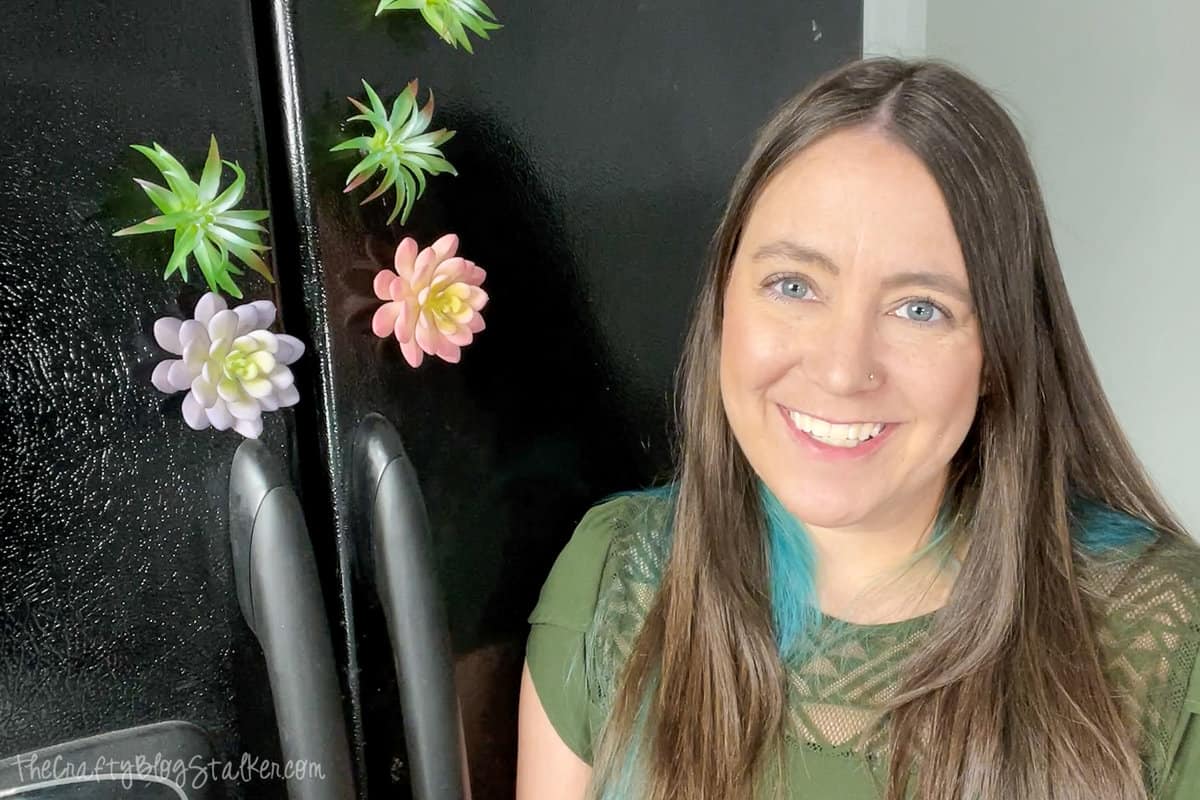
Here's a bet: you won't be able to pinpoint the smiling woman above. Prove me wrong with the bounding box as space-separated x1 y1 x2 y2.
517 57 1200 800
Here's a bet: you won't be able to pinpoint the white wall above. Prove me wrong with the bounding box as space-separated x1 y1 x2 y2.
864 0 1200 533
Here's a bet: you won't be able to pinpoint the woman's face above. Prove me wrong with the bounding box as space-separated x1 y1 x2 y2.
719 126 984 533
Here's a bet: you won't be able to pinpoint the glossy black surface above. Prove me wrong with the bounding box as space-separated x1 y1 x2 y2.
266 1 862 796
0 3 299 797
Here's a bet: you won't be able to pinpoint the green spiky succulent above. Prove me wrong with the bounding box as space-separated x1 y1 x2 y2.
375 0 501 54
331 79 457 226
113 135 272 299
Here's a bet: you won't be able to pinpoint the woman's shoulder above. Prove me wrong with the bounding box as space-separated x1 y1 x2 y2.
1076 503 1200 776
528 488 674 632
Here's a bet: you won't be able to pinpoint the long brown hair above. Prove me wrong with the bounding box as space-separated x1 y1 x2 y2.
588 57 1196 800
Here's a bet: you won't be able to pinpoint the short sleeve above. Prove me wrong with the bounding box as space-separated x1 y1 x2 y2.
525 498 625 764
1160 645 1200 798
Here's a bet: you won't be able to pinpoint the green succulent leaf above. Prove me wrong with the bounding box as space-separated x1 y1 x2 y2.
330 78 457 226
113 135 273 296
375 0 502 53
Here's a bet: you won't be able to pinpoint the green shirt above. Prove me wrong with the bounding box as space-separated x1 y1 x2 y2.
526 493 1200 798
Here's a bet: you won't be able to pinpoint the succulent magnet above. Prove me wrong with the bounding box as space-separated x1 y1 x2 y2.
151 293 305 439
331 79 457 225
372 234 488 367
114 135 272 299
375 0 501 53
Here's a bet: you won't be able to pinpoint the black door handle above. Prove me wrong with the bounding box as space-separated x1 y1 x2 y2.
229 441 356 800
353 413 470 800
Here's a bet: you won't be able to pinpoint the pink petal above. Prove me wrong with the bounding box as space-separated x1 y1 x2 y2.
468 314 485 333
372 302 402 338
414 315 437 352
153 318 183 355
399 337 424 368
435 338 462 363
445 326 474 347
373 269 395 301
388 276 412 303
181 392 210 430
434 256 468 283
466 286 488 311
394 300 417 342
393 237 420 281
193 293 227 326
431 233 459 260
411 247 438 289
462 264 486 285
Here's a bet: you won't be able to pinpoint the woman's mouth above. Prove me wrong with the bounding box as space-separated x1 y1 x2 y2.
778 405 894 455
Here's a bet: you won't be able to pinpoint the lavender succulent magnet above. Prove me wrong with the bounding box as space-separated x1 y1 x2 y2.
114 136 272 299
151 293 304 439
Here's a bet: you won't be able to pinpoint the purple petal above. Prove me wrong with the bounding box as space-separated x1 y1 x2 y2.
216 378 244 403
227 399 261 420
233 416 264 439
151 360 178 394
275 334 306 365
258 393 280 412
267 366 294 390
181 392 210 430
190 375 218 408
277 384 300 407
183 338 208 372
249 300 276 327
153 317 183 355
207 399 234 431
233 304 260 337
193 293 227 326
208 309 239 343
178 319 208 350
242 378 274 399
167 359 195 392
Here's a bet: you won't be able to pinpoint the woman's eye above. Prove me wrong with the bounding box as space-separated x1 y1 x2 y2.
894 299 948 323
773 278 812 300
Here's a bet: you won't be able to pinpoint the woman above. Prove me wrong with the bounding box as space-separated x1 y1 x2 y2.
516 57 1200 800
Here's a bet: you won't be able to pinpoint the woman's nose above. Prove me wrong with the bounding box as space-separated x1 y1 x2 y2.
798 306 881 395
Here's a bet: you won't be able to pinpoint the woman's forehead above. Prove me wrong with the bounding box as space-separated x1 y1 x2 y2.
739 129 966 279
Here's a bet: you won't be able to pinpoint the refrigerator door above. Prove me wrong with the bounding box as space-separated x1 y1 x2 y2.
0 2 354 798
259 1 862 798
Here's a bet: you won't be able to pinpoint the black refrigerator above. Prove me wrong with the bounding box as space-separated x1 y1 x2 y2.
0 2 862 798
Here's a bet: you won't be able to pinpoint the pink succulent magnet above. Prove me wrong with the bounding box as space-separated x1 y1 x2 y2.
151 292 305 438
371 234 488 367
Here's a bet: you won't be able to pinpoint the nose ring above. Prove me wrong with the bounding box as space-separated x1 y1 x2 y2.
868 372 876 382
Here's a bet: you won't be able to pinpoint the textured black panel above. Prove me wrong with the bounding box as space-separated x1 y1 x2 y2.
0 3 303 798
265 1 862 797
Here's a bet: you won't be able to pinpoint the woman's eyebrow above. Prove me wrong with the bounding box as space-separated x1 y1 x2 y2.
750 239 972 304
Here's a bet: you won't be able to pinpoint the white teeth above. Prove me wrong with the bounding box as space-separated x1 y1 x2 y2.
787 411 884 446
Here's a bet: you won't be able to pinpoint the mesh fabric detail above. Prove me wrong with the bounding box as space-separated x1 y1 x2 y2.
582 494 1200 793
